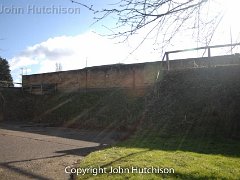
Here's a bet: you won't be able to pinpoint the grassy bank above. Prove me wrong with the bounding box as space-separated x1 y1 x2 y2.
32 90 144 130
144 66 240 139
1 88 145 131
78 134 240 179
77 66 240 179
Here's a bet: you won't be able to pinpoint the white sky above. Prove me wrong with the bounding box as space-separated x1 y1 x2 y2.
7 0 240 84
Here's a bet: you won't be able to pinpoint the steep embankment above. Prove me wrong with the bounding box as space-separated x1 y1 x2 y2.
0 88 144 131
144 65 240 139
1 65 240 139
32 90 144 130
77 65 240 180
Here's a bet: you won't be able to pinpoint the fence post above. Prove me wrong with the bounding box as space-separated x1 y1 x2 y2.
55 83 57 93
208 47 211 58
166 52 170 71
207 47 211 67
41 83 43 95
132 67 136 90
85 69 88 93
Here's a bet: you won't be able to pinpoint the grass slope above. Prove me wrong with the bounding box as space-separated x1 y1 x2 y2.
79 136 240 179
78 66 240 179
33 90 144 130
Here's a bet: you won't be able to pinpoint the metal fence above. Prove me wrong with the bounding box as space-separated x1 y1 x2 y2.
23 83 57 95
162 43 240 70
0 81 21 88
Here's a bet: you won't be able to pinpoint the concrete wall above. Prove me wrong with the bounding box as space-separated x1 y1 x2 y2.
22 54 240 93
22 62 162 93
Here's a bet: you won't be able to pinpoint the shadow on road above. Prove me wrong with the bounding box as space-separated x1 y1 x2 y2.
0 121 124 144
0 163 51 180
0 121 118 180
55 144 107 157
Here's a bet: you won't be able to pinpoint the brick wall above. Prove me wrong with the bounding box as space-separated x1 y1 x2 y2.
22 55 240 93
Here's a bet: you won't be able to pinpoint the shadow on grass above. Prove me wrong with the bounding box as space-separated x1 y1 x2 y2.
165 171 224 180
78 136 240 179
116 130 240 158
100 149 150 168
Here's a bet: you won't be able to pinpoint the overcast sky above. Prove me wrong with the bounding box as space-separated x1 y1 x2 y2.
0 0 240 84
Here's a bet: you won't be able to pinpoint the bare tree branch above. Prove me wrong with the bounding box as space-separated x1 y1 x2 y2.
70 0 95 12
71 0 228 57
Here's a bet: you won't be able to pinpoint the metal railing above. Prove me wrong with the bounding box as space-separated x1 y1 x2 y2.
0 81 21 87
23 83 57 95
162 43 240 70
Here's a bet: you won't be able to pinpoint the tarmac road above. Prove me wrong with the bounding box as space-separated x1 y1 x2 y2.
0 122 118 180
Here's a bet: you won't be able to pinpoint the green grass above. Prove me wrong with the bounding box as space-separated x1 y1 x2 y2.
2 66 240 179
77 66 240 179
78 133 240 179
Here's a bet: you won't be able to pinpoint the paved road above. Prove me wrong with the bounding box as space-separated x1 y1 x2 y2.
0 122 118 180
